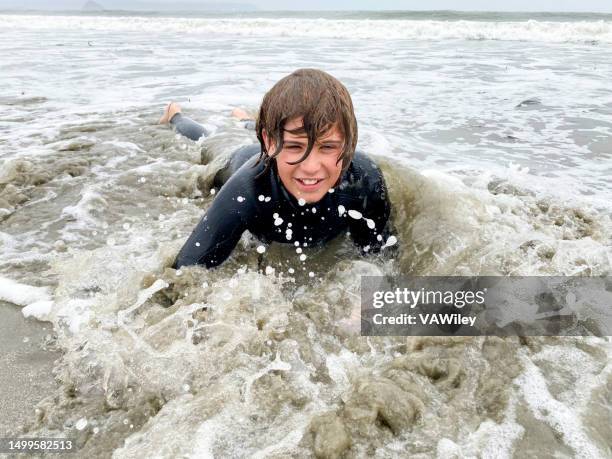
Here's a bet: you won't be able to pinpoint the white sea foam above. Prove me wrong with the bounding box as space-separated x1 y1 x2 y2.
1 15 612 43
61 187 109 227
22 300 54 320
0 276 51 306
516 349 610 458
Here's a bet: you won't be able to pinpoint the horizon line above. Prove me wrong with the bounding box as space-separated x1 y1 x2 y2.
2 8 612 14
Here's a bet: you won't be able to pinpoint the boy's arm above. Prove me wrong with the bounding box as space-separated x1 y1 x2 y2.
173 182 252 269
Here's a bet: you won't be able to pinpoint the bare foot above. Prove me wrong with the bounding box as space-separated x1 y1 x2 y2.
159 102 182 124
231 107 253 120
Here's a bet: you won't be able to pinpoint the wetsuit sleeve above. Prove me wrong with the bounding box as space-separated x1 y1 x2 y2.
348 170 394 253
173 179 252 269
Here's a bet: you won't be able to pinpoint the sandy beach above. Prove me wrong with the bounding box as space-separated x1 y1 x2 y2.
0 301 59 437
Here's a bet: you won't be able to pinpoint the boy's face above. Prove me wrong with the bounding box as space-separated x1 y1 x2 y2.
264 117 344 203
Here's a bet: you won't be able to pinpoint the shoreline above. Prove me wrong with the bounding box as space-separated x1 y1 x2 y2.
0 301 61 436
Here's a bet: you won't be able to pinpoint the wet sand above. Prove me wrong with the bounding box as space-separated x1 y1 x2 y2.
0 301 60 436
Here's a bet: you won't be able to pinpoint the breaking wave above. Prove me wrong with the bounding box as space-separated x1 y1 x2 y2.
2 14 612 43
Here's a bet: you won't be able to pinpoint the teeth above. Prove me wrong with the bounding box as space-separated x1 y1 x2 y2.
301 179 318 185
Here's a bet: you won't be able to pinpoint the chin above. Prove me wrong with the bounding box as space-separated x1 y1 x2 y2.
304 191 327 203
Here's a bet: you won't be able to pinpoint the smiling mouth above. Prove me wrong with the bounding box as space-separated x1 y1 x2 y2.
295 178 324 186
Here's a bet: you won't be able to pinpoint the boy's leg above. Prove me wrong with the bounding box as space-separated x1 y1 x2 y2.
170 113 209 141
159 102 208 141
232 107 256 130
160 102 255 141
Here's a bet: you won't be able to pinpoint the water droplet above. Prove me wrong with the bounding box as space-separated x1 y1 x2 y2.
383 236 398 248
256 245 266 254
348 209 362 219
75 418 88 431
299 254 307 261
298 198 306 206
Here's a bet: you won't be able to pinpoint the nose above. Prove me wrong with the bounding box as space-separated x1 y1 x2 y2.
298 148 322 175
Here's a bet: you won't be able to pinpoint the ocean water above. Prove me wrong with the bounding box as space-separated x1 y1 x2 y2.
0 11 611 458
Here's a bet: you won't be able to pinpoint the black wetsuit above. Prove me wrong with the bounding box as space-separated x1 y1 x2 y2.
170 114 393 269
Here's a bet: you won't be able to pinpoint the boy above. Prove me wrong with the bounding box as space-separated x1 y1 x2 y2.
162 69 393 269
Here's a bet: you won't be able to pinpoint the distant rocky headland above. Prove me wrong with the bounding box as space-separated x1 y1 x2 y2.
82 0 104 11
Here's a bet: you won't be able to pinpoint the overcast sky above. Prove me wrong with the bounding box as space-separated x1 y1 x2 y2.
2 0 612 13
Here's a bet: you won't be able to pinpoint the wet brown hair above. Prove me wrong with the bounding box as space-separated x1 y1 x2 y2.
255 68 358 175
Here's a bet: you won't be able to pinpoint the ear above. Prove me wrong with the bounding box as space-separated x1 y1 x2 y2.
262 129 275 156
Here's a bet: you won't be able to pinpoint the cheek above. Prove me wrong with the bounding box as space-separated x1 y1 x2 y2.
275 156 296 180
326 157 343 179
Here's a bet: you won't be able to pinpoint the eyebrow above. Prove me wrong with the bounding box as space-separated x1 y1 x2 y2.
283 139 307 144
319 140 343 145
